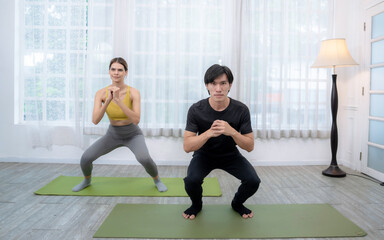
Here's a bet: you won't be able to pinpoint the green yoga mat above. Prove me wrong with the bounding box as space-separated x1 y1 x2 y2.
34 176 222 197
94 204 366 239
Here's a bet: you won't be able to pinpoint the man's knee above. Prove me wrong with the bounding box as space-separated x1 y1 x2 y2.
184 175 204 187
246 176 261 190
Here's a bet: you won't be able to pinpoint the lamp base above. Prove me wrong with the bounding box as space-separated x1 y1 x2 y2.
322 165 346 178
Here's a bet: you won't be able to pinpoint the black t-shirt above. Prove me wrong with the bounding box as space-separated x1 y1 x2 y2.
185 97 252 156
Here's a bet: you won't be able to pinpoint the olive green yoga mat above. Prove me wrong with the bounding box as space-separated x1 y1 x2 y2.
94 204 366 239
34 176 222 197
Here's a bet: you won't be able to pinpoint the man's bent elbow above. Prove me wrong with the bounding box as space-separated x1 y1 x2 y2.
246 144 254 152
184 147 191 153
183 144 192 153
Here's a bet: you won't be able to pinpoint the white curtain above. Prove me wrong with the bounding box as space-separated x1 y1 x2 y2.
238 0 333 139
18 0 114 147
84 0 228 137
17 0 333 149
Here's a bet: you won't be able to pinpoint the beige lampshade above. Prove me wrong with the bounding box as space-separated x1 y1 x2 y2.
312 38 358 68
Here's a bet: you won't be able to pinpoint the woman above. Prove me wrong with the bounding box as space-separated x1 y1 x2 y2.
72 57 167 192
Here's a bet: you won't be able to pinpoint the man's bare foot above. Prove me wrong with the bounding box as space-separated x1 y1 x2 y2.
183 204 202 220
231 200 253 219
182 212 196 219
241 211 254 219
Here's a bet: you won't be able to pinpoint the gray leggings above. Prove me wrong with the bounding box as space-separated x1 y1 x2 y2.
80 124 158 177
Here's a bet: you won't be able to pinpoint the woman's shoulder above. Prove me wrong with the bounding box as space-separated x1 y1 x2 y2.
94 87 109 100
96 87 108 95
128 86 140 96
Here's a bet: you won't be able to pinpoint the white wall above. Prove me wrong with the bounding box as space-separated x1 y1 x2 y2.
1 0 365 169
333 0 365 171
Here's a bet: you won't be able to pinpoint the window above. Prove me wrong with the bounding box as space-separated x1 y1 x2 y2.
129 1 225 133
20 0 90 123
240 0 331 138
16 0 333 139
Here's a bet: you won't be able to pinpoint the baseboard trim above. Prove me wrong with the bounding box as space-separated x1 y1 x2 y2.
0 157 330 167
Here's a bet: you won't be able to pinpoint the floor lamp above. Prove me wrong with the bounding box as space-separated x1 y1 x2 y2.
312 38 358 177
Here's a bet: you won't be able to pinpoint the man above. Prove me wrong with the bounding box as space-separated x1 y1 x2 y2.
183 64 261 220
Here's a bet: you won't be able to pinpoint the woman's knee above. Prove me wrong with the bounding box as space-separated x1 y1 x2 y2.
138 157 158 176
137 156 155 168
80 153 93 169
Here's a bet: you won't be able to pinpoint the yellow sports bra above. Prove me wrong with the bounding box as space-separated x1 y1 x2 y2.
105 86 133 121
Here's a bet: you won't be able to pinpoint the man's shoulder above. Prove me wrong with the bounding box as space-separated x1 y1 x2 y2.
190 98 209 110
230 98 249 110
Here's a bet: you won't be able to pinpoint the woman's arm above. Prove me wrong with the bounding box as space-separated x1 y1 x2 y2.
113 87 141 125
92 88 111 125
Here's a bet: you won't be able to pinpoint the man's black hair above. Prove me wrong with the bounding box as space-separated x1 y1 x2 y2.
204 64 234 85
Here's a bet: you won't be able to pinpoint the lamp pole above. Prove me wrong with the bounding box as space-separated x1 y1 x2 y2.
311 38 358 177
322 68 346 177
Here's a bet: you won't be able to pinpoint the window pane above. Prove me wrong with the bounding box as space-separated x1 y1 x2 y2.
25 4 45 26
158 7 177 28
134 31 154 52
91 6 113 27
70 30 86 50
25 29 44 50
371 40 384 65
368 145 384 173
47 101 65 120
47 77 65 98
372 12 384 39
70 5 86 26
70 54 85 74
47 5 67 26
135 7 155 28
24 77 43 97
371 67 384 90
370 94 384 118
24 52 44 74
91 30 112 51
369 120 384 145
47 53 66 74
157 31 177 53
24 100 43 121
48 29 66 49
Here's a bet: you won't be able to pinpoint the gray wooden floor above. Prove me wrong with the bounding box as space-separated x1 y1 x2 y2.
0 162 383 240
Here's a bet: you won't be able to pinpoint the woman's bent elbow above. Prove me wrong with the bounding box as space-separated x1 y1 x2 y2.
132 119 140 125
133 117 140 125
92 118 100 125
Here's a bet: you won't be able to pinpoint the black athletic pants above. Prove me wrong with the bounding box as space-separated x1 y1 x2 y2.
184 151 261 206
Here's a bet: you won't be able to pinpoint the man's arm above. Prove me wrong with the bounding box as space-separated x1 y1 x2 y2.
183 129 215 153
231 132 254 152
211 120 254 152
